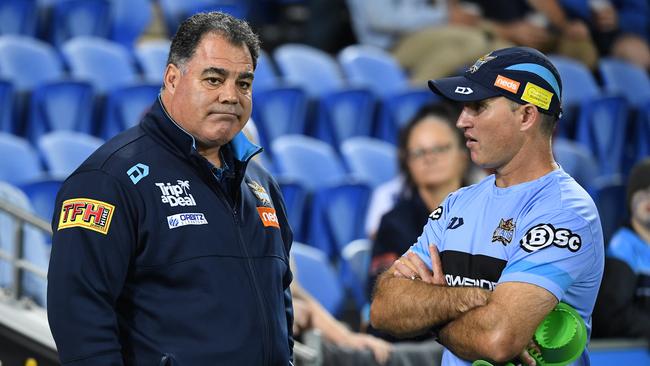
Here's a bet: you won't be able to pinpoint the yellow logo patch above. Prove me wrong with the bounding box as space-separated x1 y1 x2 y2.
58 198 115 235
521 82 553 110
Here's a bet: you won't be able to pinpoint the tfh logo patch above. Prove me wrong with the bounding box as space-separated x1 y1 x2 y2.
58 198 115 235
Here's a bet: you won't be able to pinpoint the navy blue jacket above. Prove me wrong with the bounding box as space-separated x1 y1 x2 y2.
47 98 294 365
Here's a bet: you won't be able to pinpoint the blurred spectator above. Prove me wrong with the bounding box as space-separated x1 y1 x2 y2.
291 276 393 365
367 102 472 341
291 261 443 365
346 0 508 83
462 0 599 69
365 176 404 239
561 0 650 70
592 157 650 339
304 0 357 53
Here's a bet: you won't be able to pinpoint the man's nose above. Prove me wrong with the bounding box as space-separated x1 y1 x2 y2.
456 108 472 129
218 80 238 104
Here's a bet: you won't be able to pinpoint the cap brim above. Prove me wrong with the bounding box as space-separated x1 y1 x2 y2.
428 76 500 102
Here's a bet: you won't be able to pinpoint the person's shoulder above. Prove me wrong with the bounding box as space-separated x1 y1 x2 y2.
528 169 597 217
446 174 494 204
68 126 154 183
607 227 645 271
245 158 275 183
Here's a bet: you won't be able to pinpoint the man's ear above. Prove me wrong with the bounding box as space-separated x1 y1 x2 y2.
163 63 180 93
519 104 539 132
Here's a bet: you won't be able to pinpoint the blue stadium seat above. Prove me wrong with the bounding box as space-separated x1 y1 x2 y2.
0 181 49 306
0 80 14 134
549 55 601 138
277 178 310 243
252 50 279 91
274 44 376 147
0 132 43 185
274 43 345 97
19 177 62 221
159 0 251 35
340 137 397 188
62 36 140 93
134 39 171 84
575 96 629 176
553 137 600 193
37 131 103 178
49 0 111 47
549 56 600 108
308 182 371 259
599 58 650 108
291 242 345 316
338 45 436 142
109 0 152 49
591 176 626 245
317 89 376 147
100 83 159 140
0 35 63 91
271 135 348 190
0 0 38 36
630 102 650 168
338 44 409 97
340 238 372 309
26 80 95 143
252 87 308 149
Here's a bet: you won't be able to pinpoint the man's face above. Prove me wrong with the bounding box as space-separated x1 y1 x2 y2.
455 97 522 169
631 188 650 229
163 32 254 149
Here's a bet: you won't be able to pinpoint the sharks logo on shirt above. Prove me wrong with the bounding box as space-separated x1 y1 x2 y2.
492 218 516 245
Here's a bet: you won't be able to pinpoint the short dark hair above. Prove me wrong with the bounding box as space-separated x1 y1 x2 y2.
167 12 261 71
626 157 650 214
397 101 467 193
508 100 557 136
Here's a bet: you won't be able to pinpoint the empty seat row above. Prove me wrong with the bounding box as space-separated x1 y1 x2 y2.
0 131 103 186
0 0 152 49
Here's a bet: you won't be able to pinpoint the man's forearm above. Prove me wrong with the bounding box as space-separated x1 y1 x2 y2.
438 303 511 362
438 282 558 363
370 272 489 337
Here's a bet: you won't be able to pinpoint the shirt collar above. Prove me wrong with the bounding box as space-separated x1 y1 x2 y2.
142 96 263 164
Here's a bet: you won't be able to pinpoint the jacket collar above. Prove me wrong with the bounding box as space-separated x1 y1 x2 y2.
141 96 262 165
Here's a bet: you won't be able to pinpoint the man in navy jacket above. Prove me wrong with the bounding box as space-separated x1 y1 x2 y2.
47 12 294 365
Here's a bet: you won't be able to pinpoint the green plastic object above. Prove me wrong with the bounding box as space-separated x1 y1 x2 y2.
472 302 587 366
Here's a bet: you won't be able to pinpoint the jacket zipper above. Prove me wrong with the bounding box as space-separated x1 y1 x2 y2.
212 180 272 366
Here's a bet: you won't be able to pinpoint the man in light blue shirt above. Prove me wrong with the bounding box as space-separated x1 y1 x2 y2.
370 47 604 366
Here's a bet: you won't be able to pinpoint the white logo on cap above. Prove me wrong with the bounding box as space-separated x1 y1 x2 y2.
455 87 473 95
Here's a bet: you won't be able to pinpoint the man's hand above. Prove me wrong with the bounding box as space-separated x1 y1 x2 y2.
393 245 446 286
518 339 541 366
340 333 392 365
292 298 312 336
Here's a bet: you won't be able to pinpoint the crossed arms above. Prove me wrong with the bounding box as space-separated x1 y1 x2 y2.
370 245 558 363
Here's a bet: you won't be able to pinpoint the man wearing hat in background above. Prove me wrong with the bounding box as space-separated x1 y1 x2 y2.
370 47 604 365
592 158 650 340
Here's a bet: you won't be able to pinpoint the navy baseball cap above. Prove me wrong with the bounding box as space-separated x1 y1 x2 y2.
428 47 563 118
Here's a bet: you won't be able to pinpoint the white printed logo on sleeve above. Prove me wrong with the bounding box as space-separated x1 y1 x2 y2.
167 213 208 229
429 206 443 220
156 180 196 207
520 223 582 252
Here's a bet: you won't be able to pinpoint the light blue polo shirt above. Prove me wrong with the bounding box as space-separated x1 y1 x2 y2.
409 168 604 366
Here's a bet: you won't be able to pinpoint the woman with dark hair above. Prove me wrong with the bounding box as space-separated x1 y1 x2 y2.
367 102 472 341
